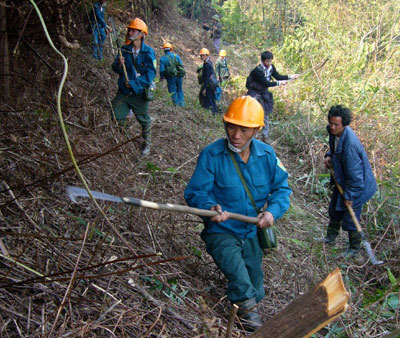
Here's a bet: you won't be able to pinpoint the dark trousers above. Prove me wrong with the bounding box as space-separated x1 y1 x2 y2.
201 232 265 304
201 86 217 113
328 188 362 231
247 90 273 137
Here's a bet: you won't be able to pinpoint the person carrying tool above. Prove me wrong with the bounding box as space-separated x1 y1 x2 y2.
159 43 185 107
210 14 222 54
184 96 291 331
321 105 377 258
111 18 156 156
246 51 299 142
89 0 111 60
198 48 219 114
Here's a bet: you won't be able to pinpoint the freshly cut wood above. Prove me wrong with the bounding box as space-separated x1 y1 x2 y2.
250 268 349 338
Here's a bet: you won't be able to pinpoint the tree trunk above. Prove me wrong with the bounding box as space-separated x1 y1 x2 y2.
250 268 349 338
190 0 197 20
0 1 10 99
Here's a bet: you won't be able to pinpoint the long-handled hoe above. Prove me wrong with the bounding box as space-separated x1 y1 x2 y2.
330 169 383 265
66 186 259 224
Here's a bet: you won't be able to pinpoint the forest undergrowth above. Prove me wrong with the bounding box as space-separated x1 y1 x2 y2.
0 1 399 337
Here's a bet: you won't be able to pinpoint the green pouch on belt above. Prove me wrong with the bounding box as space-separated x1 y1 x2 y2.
257 227 278 249
143 82 155 101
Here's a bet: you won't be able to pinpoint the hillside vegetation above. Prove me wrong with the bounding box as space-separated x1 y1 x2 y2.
0 0 399 337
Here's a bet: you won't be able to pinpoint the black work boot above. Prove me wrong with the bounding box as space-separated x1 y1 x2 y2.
342 230 361 258
236 298 262 332
318 221 341 245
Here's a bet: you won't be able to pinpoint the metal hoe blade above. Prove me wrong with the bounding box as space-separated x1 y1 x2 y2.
66 186 123 204
65 186 260 224
362 240 384 265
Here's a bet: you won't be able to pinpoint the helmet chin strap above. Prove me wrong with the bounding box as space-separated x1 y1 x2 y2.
224 125 258 153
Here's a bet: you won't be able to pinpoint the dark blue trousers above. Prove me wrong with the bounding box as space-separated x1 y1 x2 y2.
328 187 362 231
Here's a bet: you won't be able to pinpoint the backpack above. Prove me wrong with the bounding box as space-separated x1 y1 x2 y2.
245 71 253 90
164 54 186 78
196 64 204 85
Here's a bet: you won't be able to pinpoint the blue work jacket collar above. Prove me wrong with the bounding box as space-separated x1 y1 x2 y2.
211 138 270 163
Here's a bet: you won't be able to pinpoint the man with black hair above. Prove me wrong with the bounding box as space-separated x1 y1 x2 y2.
246 51 298 142
322 105 377 257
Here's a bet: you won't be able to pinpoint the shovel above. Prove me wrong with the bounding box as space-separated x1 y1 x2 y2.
66 186 259 224
330 169 383 265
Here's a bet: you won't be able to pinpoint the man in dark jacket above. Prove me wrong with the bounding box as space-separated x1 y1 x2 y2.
246 51 298 141
199 48 218 114
322 105 377 257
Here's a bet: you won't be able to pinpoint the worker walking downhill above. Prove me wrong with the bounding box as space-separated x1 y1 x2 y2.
211 14 222 54
246 51 299 142
89 0 110 60
111 18 157 156
159 43 185 107
321 105 377 257
184 96 291 331
198 48 219 114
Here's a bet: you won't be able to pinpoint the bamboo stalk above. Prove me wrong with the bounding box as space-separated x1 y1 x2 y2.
226 304 239 338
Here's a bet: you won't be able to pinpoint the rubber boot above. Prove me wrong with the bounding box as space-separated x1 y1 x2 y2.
141 134 151 157
318 221 341 245
236 298 262 332
342 230 361 258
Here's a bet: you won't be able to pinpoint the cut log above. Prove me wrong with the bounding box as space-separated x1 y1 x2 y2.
250 268 349 338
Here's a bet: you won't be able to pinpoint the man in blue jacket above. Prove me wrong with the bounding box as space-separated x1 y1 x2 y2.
322 105 377 257
89 0 110 60
184 96 291 331
159 43 185 107
111 18 156 156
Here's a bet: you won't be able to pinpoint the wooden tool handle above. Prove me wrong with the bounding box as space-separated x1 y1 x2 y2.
123 197 259 224
330 169 363 233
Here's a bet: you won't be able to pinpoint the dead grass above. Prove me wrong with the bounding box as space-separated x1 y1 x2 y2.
0 4 398 338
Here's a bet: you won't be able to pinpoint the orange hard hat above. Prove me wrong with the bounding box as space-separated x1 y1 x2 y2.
224 96 265 128
162 42 173 50
199 48 210 56
219 49 227 57
127 18 148 36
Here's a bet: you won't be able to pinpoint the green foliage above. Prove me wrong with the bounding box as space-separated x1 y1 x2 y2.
141 276 188 304
190 246 203 259
177 0 206 19
146 161 161 177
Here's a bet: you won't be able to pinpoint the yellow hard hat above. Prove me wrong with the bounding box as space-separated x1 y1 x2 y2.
224 96 265 128
199 48 210 56
127 18 148 36
162 42 173 50
219 49 227 57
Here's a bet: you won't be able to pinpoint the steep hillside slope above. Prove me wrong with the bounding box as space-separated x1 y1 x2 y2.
0 4 396 338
